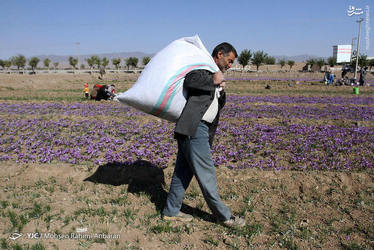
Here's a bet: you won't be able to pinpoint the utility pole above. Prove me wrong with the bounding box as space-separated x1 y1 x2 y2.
350 37 356 63
76 42 80 73
354 18 364 82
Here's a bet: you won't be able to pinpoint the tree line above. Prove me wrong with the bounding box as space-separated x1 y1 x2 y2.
237 49 374 71
302 55 374 71
237 50 294 71
0 55 152 72
2 52 374 73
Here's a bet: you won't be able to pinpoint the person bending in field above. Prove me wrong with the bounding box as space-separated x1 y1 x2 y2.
83 83 89 99
162 42 246 228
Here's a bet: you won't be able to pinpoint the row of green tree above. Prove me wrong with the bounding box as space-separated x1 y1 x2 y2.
237 49 374 71
3 53 374 73
0 55 152 72
237 50 295 71
303 55 374 70
0 55 55 73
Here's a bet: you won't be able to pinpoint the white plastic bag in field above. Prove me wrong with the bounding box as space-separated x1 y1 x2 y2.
115 35 219 122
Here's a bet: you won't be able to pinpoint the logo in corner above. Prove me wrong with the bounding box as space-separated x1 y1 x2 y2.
9 232 23 241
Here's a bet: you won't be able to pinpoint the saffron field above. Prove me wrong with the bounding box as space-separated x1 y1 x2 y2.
0 73 373 249
1 96 373 171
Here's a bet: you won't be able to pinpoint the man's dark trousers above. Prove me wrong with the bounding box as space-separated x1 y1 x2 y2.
163 121 231 222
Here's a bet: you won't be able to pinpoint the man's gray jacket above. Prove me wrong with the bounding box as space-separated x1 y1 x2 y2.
174 70 226 146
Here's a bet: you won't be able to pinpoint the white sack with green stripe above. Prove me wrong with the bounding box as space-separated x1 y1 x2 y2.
115 35 219 122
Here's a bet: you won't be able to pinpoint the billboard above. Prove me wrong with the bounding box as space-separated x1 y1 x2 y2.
333 45 352 63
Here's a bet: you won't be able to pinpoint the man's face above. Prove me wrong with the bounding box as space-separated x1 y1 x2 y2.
214 51 236 72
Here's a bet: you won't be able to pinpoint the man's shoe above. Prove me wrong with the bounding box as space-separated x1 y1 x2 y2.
220 216 246 228
163 212 193 222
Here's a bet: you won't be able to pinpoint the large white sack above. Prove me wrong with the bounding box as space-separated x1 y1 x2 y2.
115 35 219 122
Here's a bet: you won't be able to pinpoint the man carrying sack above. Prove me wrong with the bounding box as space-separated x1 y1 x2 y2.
162 42 246 228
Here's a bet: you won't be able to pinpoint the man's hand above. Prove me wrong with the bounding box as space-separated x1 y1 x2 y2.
213 71 224 85
213 71 226 89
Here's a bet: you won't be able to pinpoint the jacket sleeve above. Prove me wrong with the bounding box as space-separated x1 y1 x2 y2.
184 70 215 92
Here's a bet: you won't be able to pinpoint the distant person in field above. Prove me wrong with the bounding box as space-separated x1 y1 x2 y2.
341 65 349 78
99 65 106 80
324 71 330 84
110 84 116 96
328 72 335 85
106 84 116 99
359 67 368 86
83 83 89 99
162 42 246 228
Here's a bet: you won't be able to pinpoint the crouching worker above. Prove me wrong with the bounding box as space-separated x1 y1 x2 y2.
162 42 246 228
106 84 116 100
83 83 89 99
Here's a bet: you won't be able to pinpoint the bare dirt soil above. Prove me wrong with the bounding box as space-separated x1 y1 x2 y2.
1 162 373 249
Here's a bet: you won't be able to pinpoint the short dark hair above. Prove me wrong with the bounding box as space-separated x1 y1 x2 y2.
212 42 238 58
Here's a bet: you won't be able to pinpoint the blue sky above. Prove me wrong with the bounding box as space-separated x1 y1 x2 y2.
0 0 373 59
